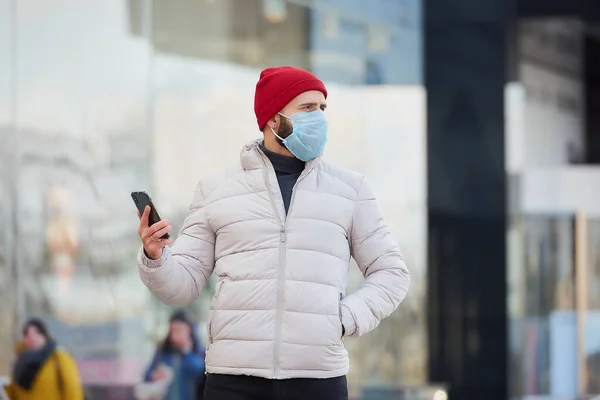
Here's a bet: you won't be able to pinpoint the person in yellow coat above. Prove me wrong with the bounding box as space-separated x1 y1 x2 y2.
4 318 84 400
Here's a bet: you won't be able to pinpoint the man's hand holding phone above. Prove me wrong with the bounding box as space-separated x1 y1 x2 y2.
137 206 174 260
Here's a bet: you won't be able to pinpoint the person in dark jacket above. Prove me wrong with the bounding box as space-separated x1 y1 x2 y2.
144 309 206 400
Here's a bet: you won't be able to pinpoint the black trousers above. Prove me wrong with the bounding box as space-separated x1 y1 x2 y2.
203 373 348 400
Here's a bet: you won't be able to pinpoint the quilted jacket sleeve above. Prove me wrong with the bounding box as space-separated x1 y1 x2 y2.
138 182 215 306
340 176 410 337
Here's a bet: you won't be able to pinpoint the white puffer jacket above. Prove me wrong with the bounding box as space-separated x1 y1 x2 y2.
138 139 410 380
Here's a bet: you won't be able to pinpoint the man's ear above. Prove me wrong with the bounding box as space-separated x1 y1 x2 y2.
267 114 279 130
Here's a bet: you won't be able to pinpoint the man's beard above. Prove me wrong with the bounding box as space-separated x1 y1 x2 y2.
275 117 293 148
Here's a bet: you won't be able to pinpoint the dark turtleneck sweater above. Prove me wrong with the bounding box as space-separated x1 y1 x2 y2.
260 142 305 214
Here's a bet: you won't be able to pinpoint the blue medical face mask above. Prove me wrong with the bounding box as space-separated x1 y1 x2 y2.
270 109 329 162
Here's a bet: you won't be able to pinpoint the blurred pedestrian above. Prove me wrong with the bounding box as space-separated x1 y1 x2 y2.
143 309 205 400
135 66 410 400
5 318 84 400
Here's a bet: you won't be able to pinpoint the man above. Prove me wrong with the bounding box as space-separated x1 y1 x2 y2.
136 66 410 400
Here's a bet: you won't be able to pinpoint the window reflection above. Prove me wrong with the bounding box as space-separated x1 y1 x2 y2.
509 215 600 397
8 0 154 388
0 0 14 378
587 220 600 393
45 185 79 293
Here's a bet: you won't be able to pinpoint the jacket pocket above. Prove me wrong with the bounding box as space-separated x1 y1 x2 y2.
214 275 230 300
337 293 345 344
209 276 230 345
208 316 214 345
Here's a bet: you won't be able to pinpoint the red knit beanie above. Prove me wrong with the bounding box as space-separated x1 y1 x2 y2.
254 66 328 131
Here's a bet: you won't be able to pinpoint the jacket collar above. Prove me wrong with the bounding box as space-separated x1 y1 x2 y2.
240 139 322 171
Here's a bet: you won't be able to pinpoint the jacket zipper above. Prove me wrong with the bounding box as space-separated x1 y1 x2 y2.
261 158 313 378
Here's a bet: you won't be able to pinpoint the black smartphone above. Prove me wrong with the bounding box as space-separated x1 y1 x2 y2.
131 191 170 239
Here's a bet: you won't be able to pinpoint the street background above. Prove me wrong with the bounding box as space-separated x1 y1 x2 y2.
1 0 600 399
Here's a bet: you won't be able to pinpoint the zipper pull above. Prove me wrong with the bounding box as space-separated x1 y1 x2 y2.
280 228 286 242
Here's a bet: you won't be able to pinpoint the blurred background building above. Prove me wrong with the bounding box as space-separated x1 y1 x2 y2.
0 0 599 399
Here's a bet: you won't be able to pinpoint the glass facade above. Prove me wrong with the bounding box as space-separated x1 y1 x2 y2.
508 215 575 396
505 17 599 399
0 0 426 395
588 220 600 394
508 214 600 397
